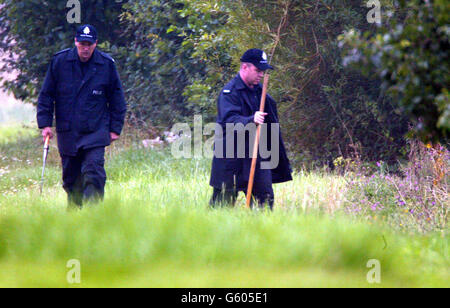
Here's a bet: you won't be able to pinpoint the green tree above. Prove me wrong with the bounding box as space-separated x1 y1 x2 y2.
340 0 449 142
0 0 127 102
1 0 422 167
188 0 410 166
115 0 230 127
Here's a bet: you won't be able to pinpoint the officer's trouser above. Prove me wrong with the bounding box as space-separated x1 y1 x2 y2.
210 169 275 210
61 147 106 209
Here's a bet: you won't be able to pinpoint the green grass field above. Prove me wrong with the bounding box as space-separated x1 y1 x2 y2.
0 125 448 288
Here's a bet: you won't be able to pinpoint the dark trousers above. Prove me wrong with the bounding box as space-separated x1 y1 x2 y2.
210 169 275 210
61 147 106 208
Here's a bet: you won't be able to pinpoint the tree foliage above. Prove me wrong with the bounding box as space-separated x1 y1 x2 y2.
340 0 449 142
188 0 410 165
111 0 230 127
0 0 127 101
1 0 447 166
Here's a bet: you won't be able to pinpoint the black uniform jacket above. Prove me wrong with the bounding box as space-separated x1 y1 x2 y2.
37 47 127 156
210 74 292 190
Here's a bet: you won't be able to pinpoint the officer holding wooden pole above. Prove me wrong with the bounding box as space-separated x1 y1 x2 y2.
209 49 292 210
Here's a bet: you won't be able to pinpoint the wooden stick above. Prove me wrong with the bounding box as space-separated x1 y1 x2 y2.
245 2 289 208
246 73 270 208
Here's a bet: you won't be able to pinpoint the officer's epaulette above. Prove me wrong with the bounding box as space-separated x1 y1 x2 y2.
99 51 115 63
53 48 71 57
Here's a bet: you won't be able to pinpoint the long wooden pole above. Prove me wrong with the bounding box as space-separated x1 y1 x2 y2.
246 73 270 208
244 1 289 208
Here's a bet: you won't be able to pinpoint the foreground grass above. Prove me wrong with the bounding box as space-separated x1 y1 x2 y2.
0 127 448 287
0 194 448 287
0 124 36 145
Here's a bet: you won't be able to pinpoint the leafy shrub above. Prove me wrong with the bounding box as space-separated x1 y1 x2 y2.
0 0 128 102
340 0 449 142
344 139 449 234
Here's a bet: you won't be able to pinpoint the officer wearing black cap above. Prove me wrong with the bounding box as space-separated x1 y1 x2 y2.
37 24 127 208
209 49 292 209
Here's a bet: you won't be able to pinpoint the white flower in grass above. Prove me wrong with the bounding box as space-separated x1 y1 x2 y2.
142 137 164 149
163 131 180 144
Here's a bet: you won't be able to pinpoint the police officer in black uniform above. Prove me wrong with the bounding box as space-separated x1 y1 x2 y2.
37 25 127 208
209 49 292 209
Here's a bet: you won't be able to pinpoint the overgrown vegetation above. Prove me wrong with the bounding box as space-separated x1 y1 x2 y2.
4 0 448 168
0 126 448 287
343 140 449 234
181 0 412 167
340 0 449 142
0 0 128 100
0 0 448 288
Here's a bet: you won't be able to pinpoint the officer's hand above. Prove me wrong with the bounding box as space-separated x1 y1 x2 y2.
110 132 120 143
254 112 268 125
42 127 54 142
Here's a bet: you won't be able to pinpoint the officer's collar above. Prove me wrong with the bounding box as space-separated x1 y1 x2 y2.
67 47 104 64
235 74 262 91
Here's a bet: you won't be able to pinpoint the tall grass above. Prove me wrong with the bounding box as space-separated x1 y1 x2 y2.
343 140 449 234
0 128 448 287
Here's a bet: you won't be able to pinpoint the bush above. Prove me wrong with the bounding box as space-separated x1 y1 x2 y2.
188 0 410 167
0 0 128 102
340 0 449 142
344 139 449 233
111 0 230 128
